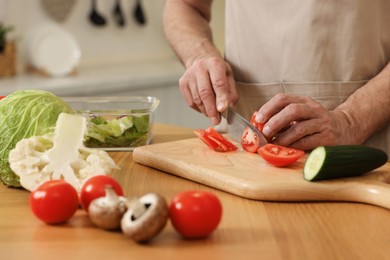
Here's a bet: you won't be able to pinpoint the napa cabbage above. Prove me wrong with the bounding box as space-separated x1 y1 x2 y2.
0 89 73 187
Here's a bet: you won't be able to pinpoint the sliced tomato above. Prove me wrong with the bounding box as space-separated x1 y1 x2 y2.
194 128 237 152
194 130 221 151
241 126 260 153
205 127 238 151
257 144 304 167
250 111 265 132
0 96 5 100
249 111 274 142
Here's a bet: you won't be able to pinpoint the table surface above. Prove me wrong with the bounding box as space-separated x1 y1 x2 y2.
1 124 390 260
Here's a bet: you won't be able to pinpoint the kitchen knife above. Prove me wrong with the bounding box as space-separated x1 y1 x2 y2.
221 108 268 147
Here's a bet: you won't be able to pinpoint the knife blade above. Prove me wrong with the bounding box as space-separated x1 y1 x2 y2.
221 108 268 147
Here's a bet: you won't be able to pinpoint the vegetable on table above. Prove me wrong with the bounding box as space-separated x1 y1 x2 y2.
121 193 169 242
194 127 238 152
8 113 119 192
29 180 79 224
169 190 222 239
80 175 124 212
258 144 305 167
88 185 128 230
303 145 388 181
0 90 74 187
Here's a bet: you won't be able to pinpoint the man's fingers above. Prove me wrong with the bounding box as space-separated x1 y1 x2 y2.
208 59 231 112
256 93 312 123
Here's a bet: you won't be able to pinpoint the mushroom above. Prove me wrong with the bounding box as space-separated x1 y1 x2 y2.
88 185 128 230
121 193 169 242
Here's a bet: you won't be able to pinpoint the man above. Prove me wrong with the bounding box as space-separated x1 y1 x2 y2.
163 0 390 153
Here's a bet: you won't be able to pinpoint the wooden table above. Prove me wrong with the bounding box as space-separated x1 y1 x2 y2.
1 124 390 260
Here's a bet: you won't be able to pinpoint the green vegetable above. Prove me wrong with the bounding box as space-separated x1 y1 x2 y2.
303 145 388 181
9 113 119 192
0 90 73 187
84 113 150 148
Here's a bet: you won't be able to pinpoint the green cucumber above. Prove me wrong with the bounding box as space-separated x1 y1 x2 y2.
303 145 388 181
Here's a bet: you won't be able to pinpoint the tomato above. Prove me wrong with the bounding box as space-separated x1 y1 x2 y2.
80 175 124 212
0 96 5 100
241 126 260 153
250 111 265 132
257 144 305 167
205 127 237 151
29 180 79 224
169 190 222 239
194 127 237 152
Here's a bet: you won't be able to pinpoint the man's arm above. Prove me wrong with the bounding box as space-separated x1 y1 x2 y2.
335 62 390 145
164 0 217 68
163 0 238 125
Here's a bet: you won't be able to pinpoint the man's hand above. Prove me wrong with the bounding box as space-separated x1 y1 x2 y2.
179 56 238 125
164 0 238 125
255 93 352 150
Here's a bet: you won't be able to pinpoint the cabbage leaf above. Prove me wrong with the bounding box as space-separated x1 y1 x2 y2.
0 90 73 187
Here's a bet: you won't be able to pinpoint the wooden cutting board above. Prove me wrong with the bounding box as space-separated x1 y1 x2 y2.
133 138 390 209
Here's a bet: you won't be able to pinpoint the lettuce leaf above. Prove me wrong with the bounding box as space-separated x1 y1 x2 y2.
84 114 149 148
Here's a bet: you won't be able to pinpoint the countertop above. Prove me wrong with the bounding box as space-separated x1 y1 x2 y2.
0 59 184 96
1 124 390 260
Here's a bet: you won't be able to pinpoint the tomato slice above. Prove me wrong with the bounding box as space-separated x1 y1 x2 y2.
194 128 237 152
241 126 260 153
205 127 238 151
0 96 5 100
257 144 304 167
194 130 221 151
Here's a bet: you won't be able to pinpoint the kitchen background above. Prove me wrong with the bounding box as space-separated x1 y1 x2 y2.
0 0 225 129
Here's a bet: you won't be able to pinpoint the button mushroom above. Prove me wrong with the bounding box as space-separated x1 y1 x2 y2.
121 193 168 242
88 185 128 230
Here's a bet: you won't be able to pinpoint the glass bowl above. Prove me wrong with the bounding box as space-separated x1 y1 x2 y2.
63 96 159 151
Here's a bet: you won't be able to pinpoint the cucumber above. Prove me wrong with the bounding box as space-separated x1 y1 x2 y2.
303 145 388 181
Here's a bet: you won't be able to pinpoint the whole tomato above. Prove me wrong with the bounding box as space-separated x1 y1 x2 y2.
80 175 124 213
29 180 79 224
169 190 223 239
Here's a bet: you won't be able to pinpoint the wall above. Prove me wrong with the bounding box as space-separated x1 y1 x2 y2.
0 0 225 129
1 0 225 69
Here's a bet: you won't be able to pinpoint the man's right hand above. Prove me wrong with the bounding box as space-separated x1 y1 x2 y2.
179 55 238 125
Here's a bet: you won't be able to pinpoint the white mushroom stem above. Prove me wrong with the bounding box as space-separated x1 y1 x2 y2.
121 193 169 242
127 197 147 219
104 185 120 204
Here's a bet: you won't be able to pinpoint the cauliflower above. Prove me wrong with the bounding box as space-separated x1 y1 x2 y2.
9 113 119 192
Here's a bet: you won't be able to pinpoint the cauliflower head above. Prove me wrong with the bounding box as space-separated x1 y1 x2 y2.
9 113 119 192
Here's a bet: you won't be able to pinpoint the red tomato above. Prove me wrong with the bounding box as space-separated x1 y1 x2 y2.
0 96 5 100
241 126 260 153
80 175 124 212
194 128 237 152
257 144 305 167
29 180 79 224
250 111 265 132
169 190 222 239
205 127 238 151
